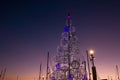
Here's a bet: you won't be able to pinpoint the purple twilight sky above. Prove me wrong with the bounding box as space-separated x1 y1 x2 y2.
0 0 120 80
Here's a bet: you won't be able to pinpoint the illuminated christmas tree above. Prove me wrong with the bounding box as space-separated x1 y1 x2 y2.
50 11 87 80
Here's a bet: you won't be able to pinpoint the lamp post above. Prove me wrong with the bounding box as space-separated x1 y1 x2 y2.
89 50 97 80
86 50 91 80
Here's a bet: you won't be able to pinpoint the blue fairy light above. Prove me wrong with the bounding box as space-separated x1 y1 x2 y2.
56 63 61 70
64 26 69 32
82 75 88 80
68 74 73 80
51 76 55 80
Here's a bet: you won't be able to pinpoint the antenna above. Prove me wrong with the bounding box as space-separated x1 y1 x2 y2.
66 9 72 27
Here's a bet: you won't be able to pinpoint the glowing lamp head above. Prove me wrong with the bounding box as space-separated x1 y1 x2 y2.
42 76 45 79
89 50 94 55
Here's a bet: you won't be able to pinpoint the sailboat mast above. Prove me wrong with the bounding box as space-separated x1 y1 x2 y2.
0 69 3 80
46 52 49 80
39 63 42 80
116 65 119 80
17 75 19 80
2 68 6 80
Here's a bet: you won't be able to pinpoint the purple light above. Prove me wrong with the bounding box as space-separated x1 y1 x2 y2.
56 63 61 70
82 75 88 80
67 16 71 19
68 74 73 80
51 76 55 80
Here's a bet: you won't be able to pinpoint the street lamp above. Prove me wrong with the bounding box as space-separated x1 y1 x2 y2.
89 50 95 66
89 50 97 80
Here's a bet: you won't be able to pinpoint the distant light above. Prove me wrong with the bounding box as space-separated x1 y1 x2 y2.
42 76 45 79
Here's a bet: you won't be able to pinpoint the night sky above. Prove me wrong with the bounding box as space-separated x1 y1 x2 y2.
0 0 120 80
